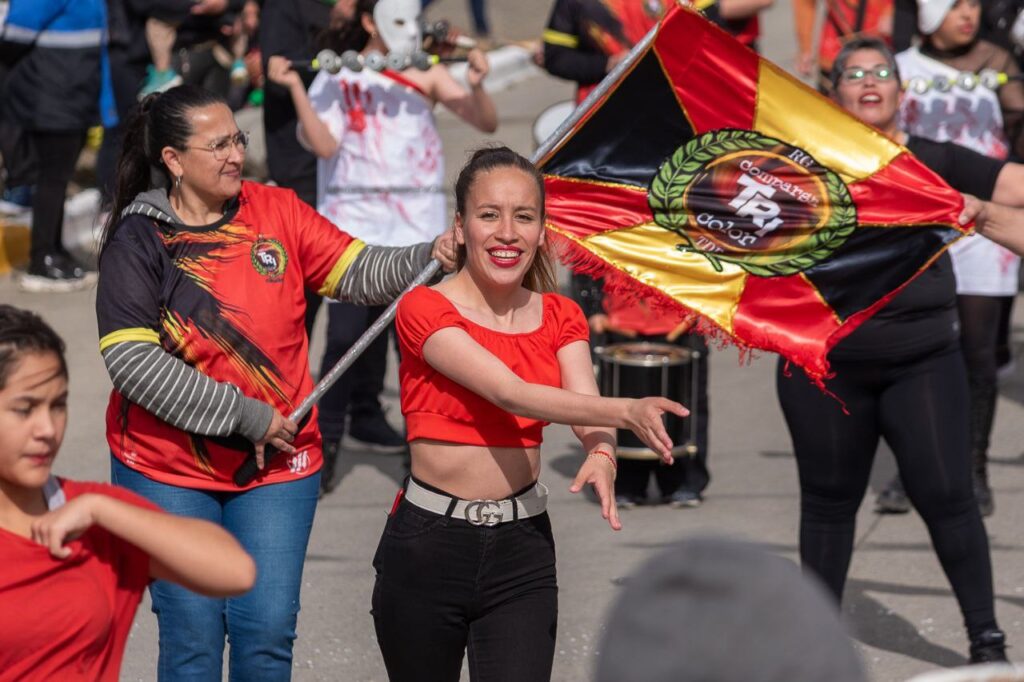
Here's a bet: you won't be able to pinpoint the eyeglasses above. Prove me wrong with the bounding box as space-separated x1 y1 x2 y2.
186 131 250 161
839 66 895 83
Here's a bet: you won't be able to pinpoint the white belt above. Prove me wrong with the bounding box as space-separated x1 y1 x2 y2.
404 478 548 527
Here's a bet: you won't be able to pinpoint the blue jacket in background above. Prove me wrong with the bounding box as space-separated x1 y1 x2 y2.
0 0 117 130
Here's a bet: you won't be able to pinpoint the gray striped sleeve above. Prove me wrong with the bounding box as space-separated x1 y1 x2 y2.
102 341 274 442
333 242 435 305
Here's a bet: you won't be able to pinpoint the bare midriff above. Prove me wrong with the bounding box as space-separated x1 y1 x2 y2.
409 439 542 500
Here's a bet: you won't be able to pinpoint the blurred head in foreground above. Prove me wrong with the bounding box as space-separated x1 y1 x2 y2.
595 535 867 682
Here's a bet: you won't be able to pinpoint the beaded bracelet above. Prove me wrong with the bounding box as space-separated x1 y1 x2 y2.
588 449 617 470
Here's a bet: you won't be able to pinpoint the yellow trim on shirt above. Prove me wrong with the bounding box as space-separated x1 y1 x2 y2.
318 239 367 297
99 327 161 352
543 29 580 48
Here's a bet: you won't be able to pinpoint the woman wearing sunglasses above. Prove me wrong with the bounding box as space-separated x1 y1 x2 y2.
777 36 1024 664
883 0 1024 518
95 84 456 680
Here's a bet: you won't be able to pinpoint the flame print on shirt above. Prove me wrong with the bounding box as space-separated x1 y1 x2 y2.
154 223 295 470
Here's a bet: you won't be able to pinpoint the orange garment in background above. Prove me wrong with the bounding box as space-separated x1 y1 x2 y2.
576 0 666 101
604 290 685 336
794 0 893 74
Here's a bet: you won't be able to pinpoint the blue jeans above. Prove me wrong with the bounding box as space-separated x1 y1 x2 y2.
111 457 320 681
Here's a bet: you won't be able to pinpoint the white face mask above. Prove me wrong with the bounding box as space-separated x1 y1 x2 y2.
372 0 422 58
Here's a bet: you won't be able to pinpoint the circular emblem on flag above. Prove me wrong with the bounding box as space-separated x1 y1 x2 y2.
649 129 857 277
251 237 288 281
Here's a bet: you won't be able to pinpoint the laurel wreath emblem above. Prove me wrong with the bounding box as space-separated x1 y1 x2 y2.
251 238 288 279
649 129 857 277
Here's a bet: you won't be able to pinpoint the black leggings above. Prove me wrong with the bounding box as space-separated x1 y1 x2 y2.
776 345 997 638
28 130 86 262
372 483 558 682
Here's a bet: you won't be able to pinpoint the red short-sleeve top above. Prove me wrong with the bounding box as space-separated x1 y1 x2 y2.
0 479 158 682
396 285 590 447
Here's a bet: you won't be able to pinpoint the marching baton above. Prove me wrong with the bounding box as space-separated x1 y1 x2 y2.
232 19 660 487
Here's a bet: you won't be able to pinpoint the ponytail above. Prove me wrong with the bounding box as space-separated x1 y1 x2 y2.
101 85 226 253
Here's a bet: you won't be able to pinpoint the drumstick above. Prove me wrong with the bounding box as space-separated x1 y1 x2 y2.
232 23 661 487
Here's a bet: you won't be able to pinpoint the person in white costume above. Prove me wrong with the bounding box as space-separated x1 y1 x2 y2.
267 0 496 494
876 0 1024 516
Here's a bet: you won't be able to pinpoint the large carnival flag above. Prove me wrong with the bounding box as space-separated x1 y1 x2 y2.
540 3 968 380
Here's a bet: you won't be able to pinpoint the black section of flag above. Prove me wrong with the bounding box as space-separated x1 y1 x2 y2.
802 224 961 321
541 50 696 188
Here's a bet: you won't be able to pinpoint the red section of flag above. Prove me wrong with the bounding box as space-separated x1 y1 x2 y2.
544 177 653 238
654 12 759 133
731 274 841 377
849 152 963 226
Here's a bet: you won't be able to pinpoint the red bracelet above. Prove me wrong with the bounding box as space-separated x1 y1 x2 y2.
588 449 617 470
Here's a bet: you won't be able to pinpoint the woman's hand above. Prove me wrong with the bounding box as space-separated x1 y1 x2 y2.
432 228 458 271
795 50 814 77
466 48 490 88
254 409 297 469
606 51 628 73
570 450 621 530
588 314 637 338
266 55 303 90
31 494 101 559
623 397 688 463
959 193 987 228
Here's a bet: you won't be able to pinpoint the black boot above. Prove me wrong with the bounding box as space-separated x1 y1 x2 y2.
969 629 1008 664
969 379 998 517
319 439 341 497
875 476 911 514
973 462 994 517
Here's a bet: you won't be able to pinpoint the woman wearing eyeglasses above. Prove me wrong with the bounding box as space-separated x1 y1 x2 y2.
882 0 1024 518
94 84 456 680
776 36 1024 664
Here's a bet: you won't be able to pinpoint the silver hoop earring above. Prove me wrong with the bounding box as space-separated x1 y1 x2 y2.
174 175 182 190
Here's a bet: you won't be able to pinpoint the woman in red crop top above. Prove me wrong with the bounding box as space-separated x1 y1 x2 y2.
374 147 688 682
0 304 256 682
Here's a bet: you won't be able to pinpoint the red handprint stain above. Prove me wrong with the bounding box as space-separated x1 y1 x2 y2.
339 81 373 134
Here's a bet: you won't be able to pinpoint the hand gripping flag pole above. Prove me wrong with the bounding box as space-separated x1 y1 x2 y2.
231 23 662 487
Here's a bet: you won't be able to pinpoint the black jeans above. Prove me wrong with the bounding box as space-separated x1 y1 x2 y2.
372 484 558 682
29 130 86 262
317 301 391 441
776 344 997 638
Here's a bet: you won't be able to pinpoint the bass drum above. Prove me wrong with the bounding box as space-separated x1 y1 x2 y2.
595 342 700 460
532 100 575 149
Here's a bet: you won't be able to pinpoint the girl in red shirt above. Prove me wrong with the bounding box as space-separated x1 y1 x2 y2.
374 147 688 682
0 305 256 682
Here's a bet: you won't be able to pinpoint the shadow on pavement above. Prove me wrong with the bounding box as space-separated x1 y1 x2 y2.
845 576 1024 667
845 577 966 668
